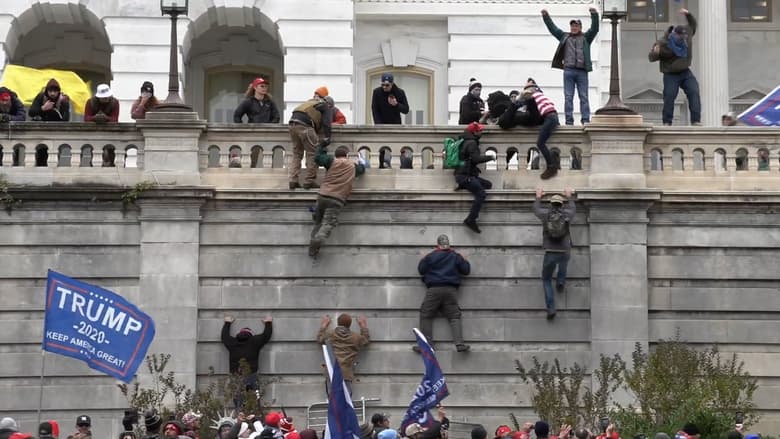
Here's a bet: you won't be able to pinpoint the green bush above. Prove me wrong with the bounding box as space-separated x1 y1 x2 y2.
515 337 758 438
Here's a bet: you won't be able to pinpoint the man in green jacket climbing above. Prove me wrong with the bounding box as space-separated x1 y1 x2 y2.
542 7 599 126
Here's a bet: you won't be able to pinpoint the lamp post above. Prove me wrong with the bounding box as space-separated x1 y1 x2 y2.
595 0 637 116
156 0 192 111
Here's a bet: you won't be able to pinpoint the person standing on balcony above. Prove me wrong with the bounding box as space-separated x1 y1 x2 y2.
29 79 70 121
455 122 495 233
84 84 119 123
533 187 575 320
308 145 366 258
130 81 159 120
233 76 280 124
541 7 599 126
316 313 370 395
371 73 409 124
416 234 471 353
288 88 333 190
0 87 26 122
459 78 485 124
648 8 701 126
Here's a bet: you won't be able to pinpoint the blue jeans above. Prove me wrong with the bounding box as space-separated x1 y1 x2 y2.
563 68 590 125
537 113 560 168
455 175 492 221
541 252 569 312
662 69 701 124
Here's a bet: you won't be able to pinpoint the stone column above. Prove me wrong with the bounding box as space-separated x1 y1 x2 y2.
136 112 207 185
695 1 729 126
136 193 209 391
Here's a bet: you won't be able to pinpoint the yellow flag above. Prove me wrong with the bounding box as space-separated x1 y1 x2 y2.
0 64 92 114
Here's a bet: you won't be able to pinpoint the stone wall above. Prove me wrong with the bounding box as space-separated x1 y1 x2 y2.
1 118 779 436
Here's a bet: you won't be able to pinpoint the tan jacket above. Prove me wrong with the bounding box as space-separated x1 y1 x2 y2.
317 326 370 381
319 157 357 202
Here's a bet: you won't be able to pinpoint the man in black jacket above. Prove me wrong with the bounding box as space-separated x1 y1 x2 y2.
0 87 26 122
221 314 273 388
29 79 70 121
416 234 471 353
371 73 409 124
454 122 495 233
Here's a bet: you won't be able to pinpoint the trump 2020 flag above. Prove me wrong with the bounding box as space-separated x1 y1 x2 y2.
322 344 363 439
42 270 156 383
738 85 780 126
400 328 449 433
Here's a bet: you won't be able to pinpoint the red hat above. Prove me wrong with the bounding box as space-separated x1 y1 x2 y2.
0 92 11 101
495 426 512 438
238 327 253 336
251 77 268 87
466 121 485 134
164 422 183 436
10 434 32 439
265 412 282 428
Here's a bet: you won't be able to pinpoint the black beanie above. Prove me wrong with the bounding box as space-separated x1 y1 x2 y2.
468 78 482 92
471 426 487 439
141 81 154 94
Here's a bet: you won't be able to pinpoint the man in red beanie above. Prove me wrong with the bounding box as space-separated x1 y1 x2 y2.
222 314 273 408
453 121 495 233
0 87 26 122
317 313 370 395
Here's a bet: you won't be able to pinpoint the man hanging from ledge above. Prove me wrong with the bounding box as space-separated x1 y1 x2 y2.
316 313 370 395
308 144 366 258
221 314 273 406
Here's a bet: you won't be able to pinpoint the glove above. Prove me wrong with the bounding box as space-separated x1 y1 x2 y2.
320 138 331 148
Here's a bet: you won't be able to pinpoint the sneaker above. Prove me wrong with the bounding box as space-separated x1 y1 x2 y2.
540 167 558 180
556 282 565 293
463 219 481 233
546 310 557 320
455 344 471 352
289 182 301 190
308 239 321 258
303 182 320 189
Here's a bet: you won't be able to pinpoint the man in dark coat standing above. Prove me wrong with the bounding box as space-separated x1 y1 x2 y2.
371 73 409 124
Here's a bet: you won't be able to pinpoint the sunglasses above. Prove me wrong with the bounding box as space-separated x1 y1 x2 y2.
77 424 90 427
381 82 392 87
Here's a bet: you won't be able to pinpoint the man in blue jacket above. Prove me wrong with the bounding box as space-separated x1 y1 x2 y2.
542 7 599 125
416 234 471 353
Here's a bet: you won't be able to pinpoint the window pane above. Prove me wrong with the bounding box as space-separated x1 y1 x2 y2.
731 0 772 21
207 71 258 123
628 0 669 22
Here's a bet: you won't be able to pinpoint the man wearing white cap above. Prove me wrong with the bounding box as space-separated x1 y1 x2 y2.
85 83 119 123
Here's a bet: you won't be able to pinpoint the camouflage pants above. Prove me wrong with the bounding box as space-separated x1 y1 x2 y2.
309 196 345 256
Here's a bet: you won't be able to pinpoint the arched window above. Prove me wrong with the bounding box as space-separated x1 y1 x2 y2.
250 145 263 168
125 146 138 168
714 149 727 171
35 144 49 167
229 145 242 168
421 147 434 170
485 148 497 171
570 147 583 170
400 147 414 169
358 147 372 169
272 146 285 168
692 149 705 171
13 144 25 167
80 145 93 167
379 147 392 169
735 148 748 171
671 148 684 171
650 149 663 171
102 145 116 167
58 144 72 167
506 147 519 170
527 147 541 170
208 145 221 168
758 148 770 171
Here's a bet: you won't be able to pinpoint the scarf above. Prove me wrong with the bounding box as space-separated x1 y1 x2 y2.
667 33 688 58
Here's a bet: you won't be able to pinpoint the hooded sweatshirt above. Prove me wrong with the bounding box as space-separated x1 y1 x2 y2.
221 321 273 374
29 79 70 121
316 325 370 381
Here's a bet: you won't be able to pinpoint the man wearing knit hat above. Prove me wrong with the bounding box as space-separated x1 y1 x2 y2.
221 314 273 407
416 234 471 352
541 6 599 125
288 90 333 190
29 78 70 121
454 121 495 233
533 187 576 320
0 87 26 122
458 78 485 124
371 73 409 124
317 313 370 394
534 422 550 439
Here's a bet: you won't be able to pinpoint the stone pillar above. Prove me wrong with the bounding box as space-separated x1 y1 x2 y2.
136 112 207 185
585 120 649 189
582 196 657 402
696 1 729 126
136 193 209 391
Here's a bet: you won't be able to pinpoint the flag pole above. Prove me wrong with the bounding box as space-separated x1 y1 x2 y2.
37 349 46 427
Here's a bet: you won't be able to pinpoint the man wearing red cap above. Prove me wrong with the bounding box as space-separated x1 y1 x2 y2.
454 121 495 233
221 314 273 407
0 87 26 122
233 76 280 124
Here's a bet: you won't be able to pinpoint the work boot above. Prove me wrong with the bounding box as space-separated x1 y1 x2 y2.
463 219 481 233
450 319 470 352
303 182 320 189
308 238 321 258
546 309 557 320
289 182 301 190
540 167 558 180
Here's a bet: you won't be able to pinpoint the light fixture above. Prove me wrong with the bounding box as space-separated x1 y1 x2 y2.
603 0 628 16
160 0 188 16
155 0 191 111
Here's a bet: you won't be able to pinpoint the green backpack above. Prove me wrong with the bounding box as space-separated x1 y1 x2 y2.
443 137 465 169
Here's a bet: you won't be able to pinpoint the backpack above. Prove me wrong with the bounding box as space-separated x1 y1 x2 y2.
544 208 569 241
443 137 465 169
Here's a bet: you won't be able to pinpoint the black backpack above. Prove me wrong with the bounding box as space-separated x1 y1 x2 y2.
545 207 569 241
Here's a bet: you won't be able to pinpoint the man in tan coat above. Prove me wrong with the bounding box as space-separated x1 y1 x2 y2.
317 313 370 395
